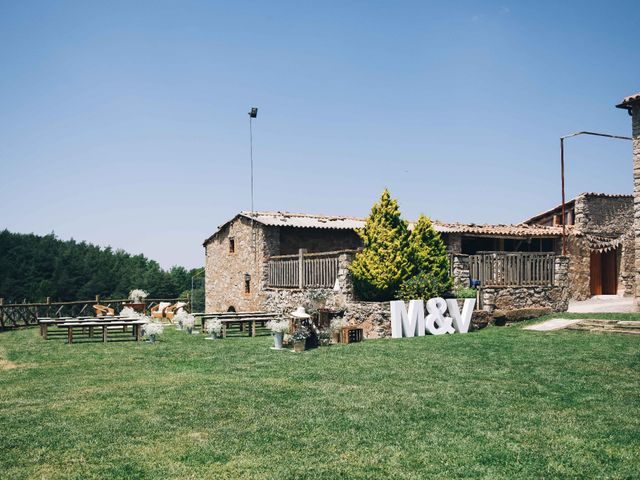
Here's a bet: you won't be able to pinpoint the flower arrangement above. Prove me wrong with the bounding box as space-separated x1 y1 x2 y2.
266 319 290 334
120 306 141 319
305 289 329 314
182 314 195 329
142 319 164 342
330 318 348 332
205 319 222 336
174 310 188 329
318 329 331 346
290 327 310 343
128 289 149 303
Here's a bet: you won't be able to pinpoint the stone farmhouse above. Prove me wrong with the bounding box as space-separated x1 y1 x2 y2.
203 192 634 327
523 192 633 300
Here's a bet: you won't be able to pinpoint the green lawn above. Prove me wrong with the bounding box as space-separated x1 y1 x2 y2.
1 318 639 479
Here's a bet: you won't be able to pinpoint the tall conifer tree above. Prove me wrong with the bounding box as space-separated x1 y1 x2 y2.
399 214 452 300
350 189 413 301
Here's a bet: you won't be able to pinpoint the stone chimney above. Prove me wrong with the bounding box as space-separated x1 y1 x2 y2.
617 93 640 308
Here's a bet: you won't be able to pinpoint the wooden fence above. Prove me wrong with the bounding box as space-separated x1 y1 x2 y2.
470 252 556 287
267 249 354 289
0 296 188 330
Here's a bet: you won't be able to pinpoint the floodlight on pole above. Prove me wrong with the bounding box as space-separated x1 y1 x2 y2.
559 131 632 255
248 107 258 262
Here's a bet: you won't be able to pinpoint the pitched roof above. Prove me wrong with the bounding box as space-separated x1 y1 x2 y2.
240 211 365 230
203 211 565 245
432 222 565 237
616 92 640 108
522 192 633 224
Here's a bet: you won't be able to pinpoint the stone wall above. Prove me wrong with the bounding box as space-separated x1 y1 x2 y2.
567 236 591 300
450 254 470 289
480 256 570 312
633 103 640 306
568 194 634 299
204 217 280 313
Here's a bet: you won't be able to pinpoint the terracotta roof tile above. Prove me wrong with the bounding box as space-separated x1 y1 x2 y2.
617 92 640 108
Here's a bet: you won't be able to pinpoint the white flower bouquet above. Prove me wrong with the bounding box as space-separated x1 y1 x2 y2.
120 306 141 319
142 319 164 342
330 318 348 332
206 319 223 335
128 289 149 303
174 310 188 329
182 314 195 329
266 319 289 334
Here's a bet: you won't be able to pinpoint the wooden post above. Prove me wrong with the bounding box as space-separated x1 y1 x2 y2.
46 297 51 319
0 297 4 330
298 249 307 290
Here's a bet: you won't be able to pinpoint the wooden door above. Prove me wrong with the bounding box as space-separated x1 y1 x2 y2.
590 249 618 295
590 252 602 295
601 249 617 295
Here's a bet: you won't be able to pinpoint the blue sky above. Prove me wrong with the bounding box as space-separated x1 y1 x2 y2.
1 1 638 269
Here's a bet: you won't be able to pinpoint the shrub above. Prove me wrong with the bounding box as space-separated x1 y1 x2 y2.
400 214 452 298
455 287 477 299
398 272 443 301
350 189 413 301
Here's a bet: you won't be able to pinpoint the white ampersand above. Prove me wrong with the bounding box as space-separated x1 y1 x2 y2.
425 297 455 335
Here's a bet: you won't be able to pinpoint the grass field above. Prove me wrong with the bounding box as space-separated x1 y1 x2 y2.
1 316 639 479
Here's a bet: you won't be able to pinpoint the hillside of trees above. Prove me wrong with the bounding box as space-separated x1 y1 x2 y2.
0 230 204 306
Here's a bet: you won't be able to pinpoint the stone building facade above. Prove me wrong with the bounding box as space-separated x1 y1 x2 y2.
617 93 640 307
203 212 362 313
523 193 634 300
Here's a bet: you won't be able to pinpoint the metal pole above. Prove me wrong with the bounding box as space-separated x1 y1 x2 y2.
561 137 566 255
249 115 254 217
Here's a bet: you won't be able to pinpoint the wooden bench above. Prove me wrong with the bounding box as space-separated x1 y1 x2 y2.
198 312 279 338
56 319 146 344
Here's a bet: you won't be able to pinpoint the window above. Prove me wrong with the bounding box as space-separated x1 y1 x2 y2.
244 273 251 294
229 238 235 253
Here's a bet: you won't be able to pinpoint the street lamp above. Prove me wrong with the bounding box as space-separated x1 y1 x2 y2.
248 107 258 260
560 131 632 255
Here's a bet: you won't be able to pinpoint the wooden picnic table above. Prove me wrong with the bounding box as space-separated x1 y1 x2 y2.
196 312 279 338
56 319 147 344
39 316 138 339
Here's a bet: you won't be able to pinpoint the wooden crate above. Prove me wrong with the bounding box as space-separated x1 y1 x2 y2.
341 327 363 344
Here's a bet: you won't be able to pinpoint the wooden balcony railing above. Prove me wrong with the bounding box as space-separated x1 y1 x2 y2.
267 249 356 289
469 252 556 287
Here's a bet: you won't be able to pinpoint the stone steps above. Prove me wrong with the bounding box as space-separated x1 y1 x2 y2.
565 319 640 335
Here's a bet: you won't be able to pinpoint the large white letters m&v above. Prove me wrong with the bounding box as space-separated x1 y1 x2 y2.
390 297 476 338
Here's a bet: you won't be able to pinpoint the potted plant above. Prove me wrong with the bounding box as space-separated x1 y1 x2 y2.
126 289 149 312
318 329 331 347
330 318 347 344
266 319 289 350
182 314 196 334
290 327 310 353
142 319 164 343
205 319 223 340
174 310 188 330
